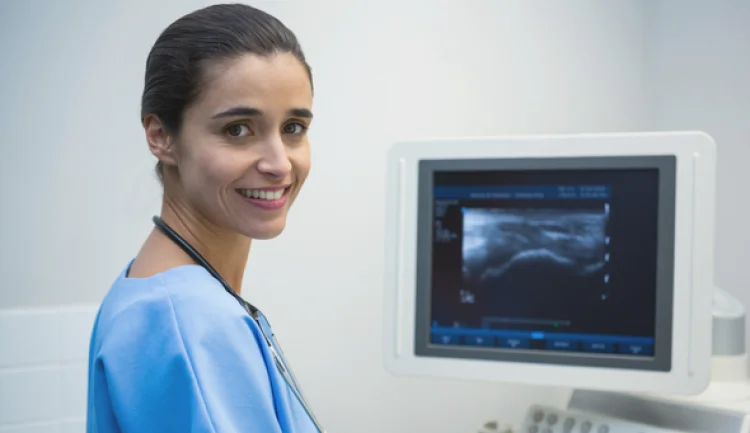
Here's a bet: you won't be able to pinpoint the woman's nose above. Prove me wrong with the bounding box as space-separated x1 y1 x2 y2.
256 136 292 178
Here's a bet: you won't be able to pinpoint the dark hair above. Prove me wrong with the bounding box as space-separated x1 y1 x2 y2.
141 3 313 181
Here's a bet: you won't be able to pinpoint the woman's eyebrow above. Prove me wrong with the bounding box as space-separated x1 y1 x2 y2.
212 106 262 119
289 108 313 119
211 106 313 119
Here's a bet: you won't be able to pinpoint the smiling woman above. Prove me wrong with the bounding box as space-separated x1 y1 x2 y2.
86 4 322 433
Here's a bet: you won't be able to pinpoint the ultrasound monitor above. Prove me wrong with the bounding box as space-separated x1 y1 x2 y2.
383 132 717 395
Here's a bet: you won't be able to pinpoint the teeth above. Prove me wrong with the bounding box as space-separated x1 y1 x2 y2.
238 188 285 200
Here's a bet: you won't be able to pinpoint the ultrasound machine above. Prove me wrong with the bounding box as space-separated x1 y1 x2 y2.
383 132 750 432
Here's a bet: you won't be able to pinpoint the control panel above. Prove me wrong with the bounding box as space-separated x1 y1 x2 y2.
519 405 688 433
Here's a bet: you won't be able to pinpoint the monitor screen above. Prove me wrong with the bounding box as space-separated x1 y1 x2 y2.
414 156 676 371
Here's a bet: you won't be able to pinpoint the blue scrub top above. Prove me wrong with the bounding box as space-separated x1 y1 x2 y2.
86 261 319 433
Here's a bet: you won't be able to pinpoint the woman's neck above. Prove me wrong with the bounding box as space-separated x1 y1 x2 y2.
130 197 251 294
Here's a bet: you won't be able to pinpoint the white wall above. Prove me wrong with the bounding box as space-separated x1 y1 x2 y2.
0 307 96 433
0 1 662 432
643 0 750 331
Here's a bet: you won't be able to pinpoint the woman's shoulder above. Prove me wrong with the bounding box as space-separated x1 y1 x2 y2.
91 261 259 356
87 263 278 430
101 262 242 317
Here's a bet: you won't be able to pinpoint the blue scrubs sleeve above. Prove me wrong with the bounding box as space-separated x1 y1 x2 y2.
90 291 281 433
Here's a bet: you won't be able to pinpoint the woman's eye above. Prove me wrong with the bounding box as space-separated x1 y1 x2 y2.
283 122 306 135
226 124 251 137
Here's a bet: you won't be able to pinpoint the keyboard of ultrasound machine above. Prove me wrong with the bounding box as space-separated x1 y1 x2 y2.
520 405 688 433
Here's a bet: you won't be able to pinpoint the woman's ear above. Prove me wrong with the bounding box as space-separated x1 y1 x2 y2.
143 114 177 168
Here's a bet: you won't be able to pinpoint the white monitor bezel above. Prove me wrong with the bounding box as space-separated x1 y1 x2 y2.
382 131 716 395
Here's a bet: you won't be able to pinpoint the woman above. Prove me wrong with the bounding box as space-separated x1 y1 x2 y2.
86 4 321 432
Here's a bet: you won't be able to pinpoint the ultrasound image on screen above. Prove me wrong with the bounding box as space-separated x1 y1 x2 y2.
463 208 608 286
462 208 610 328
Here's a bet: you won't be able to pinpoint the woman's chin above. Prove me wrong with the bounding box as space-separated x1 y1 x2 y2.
240 219 287 240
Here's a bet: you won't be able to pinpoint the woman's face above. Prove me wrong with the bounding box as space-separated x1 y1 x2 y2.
164 52 313 240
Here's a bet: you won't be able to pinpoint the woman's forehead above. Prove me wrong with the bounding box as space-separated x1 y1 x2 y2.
195 53 312 113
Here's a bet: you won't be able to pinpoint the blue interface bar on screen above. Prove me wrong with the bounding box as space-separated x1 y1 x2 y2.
433 185 611 200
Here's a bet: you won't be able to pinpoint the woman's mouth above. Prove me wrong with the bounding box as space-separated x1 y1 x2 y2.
235 186 290 210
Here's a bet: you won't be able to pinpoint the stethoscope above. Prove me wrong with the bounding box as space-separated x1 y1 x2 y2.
152 216 324 432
